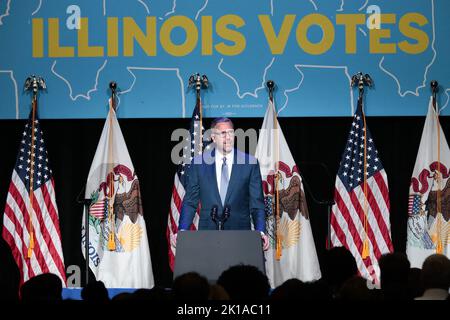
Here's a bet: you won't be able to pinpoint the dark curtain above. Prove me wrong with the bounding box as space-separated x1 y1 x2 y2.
0 115 449 288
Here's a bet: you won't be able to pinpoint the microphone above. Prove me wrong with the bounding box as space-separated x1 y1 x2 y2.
210 205 218 228
217 206 230 231
223 206 231 222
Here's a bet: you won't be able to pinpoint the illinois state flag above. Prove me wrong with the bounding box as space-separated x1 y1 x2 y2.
255 99 321 288
82 103 154 288
407 97 450 268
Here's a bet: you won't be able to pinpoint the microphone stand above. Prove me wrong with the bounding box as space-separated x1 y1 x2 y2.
218 207 230 231
222 207 230 231
212 206 230 230
297 162 335 249
210 206 219 230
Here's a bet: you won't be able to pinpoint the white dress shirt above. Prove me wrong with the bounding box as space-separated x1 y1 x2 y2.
215 149 234 195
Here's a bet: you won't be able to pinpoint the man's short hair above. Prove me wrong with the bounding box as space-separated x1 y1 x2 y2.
421 254 450 290
211 117 234 129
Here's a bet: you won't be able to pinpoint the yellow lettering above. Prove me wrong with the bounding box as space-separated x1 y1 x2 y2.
107 17 119 56
123 17 156 56
48 18 74 57
296 14 335 55
32 13 431 58
215 15 246 56
201 16 213 55
336 14 365 54
258 14 295 55
399 13 429 54
160 16 198 57
78 18 104 57
32 18 44 58
370 14 396 54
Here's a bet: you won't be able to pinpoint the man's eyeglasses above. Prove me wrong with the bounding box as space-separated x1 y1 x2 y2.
214 129 235 138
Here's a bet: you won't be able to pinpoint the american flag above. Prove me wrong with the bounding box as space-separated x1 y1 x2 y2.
408 194 422 216
330 101 393 282
166 98 209 270
2 111 66 285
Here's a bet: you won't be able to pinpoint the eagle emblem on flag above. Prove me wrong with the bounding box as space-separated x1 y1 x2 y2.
409 163 450 249
262 162 305 249
89 164 144 253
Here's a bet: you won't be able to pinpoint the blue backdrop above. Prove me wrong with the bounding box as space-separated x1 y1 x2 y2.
0 0 448 119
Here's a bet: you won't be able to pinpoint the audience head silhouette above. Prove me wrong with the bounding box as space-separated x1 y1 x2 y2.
322 247 357 294
270 279 307 300
378 252 410 300
20 273 62 302
407 267 424 299
217 265 270 300
338 276 374 301
173 272 210 301
81 280 109 303
421 254 450 291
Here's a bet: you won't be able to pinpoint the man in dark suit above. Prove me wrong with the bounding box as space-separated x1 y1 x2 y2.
176 117 269 250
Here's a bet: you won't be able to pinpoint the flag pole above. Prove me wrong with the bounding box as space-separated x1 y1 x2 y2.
431 80 438 110
77 186 92 285
24 75 46 259
110 81 117 112
188 74 208 153
267 80 282 260
267 80 274 101
107 82 117 251
351 72 373 260
430 80 443 254
197 79 202 147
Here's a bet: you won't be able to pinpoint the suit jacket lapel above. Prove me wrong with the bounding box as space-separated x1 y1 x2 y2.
224 148 242 205
204 149 222 206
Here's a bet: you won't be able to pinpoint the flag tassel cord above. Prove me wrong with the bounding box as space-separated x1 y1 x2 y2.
27 94 37 259
23 75 47 259
351 72 373 260
431 81 443 254
107 82 117 251
275 173 282 260
268 81 282 260
361 97 370 260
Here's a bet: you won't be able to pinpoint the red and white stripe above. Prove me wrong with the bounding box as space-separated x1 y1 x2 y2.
331 170 393 281
89 200 106 220
2 170 66 285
